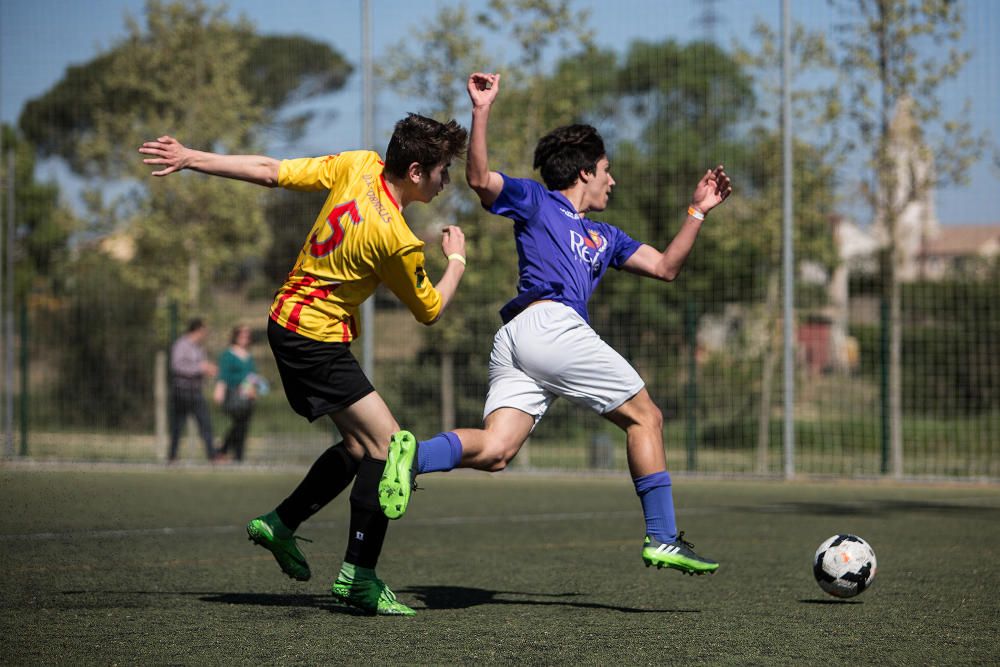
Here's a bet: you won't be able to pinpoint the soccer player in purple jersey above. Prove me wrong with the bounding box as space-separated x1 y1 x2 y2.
380 72 732 575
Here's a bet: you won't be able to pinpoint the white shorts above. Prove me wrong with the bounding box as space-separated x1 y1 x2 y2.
483 301 645 423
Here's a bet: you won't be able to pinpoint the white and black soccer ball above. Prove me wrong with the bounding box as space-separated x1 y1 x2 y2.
813 534 877 598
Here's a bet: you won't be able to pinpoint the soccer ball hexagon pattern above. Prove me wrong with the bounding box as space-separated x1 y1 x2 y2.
813 534 877 598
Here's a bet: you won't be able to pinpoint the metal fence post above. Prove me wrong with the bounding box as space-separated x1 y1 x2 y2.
685 300 698 471
781 0 796 480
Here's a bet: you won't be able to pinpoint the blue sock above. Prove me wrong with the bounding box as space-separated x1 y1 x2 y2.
634 471 678 543
416 431 463 474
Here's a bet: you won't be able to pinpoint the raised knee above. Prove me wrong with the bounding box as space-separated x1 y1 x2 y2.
487 453 509 472
636 401 663 432
651 404 664 430
478 437 520 472
483 446 515 472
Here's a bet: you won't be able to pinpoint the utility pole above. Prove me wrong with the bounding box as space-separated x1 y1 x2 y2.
781 0 796 479
4 151 15 457
360 0 375 380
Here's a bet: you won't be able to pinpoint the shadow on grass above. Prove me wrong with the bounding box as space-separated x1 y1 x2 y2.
397 585 699 614
798 598 864 605
60 590 369 616
197 592 340 609
746 499 1000 518
62 588 699 615
197 592 403 616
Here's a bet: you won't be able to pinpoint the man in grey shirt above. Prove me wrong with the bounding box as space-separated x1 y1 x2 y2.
169 318 218 462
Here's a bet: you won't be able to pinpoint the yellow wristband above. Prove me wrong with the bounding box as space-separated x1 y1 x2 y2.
687 206 705 221
447 253 467 266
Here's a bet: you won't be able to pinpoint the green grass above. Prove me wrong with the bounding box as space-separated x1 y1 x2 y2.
1 466 998 665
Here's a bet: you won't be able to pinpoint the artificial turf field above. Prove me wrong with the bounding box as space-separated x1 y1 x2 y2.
1 466 998 665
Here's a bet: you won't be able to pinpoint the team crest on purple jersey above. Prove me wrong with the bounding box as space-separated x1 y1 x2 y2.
584 229 605 250
569 228 608 270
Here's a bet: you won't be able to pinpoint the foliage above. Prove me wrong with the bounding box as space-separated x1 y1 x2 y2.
0 125 75 298
735 19 841 154
829 0 985 197
241 34 352 143
378 2 844 428
12 0 353 431
377 0 599 422
17 0 352 304
20 4 352 169
828 0 987 468
257 188 328 290
852 281 1000 416
50 254 159 429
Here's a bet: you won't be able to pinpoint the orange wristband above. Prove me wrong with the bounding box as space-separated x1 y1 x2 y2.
687 206 705 221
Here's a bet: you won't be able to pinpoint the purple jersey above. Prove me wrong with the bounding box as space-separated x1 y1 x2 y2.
489 174 642 324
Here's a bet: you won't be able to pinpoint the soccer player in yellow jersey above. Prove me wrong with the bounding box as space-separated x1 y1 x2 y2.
140 113 469 616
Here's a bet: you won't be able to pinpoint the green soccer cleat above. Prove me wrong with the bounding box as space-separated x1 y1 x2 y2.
379 430 419 520
246 513 312 582
330 566 416 616
642 532 720 576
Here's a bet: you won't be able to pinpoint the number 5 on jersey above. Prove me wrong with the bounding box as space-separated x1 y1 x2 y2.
309 200 362 257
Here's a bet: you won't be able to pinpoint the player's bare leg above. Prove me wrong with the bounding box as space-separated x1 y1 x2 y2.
329 391 401 461
603 389 666 477
380 407 534 521
454 408 535 471
605 389 719 575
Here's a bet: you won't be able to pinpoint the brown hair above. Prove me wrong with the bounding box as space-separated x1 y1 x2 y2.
383 113 468 178
533 124 606 191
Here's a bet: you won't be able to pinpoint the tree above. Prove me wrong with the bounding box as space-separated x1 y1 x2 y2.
379 2 843 460
379 2 837 453
735 20 842 470
0 125 76 437
377 0 597 435
20 5 351 171
601 39 756 306
13 0 352 430
18 0 352 305
0 125 74 299
829 0 985 477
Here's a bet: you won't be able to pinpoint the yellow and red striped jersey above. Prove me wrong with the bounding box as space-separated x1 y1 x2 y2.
269 150 442 342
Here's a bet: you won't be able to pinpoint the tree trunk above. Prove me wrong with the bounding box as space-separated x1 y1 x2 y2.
889 252 904 478
188 257 200 308
875 1 904 479
756 271 780 474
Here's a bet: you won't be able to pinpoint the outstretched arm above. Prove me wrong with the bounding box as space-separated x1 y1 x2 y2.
465 72 505 207
139 135 280 187
623 165 733 281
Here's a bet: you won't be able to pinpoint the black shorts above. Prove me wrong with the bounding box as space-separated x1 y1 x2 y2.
267 318 375 422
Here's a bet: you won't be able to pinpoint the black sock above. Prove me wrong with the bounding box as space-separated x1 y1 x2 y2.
275 441 359 532
344 455 389 570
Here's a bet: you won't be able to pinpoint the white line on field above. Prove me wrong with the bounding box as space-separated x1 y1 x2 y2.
4 495 997 543
0 508 702 543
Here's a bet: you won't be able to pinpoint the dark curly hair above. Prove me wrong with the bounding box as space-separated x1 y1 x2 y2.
532 124 606 191
383 113 468 178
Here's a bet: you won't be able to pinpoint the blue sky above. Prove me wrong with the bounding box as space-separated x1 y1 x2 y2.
1 0 997 224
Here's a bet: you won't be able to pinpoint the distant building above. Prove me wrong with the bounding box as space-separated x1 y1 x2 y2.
919 223 1000 279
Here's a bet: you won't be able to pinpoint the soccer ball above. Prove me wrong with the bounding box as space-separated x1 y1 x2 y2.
813 534 877 598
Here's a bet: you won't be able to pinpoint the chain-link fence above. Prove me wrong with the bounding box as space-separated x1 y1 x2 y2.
1 0 997 479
